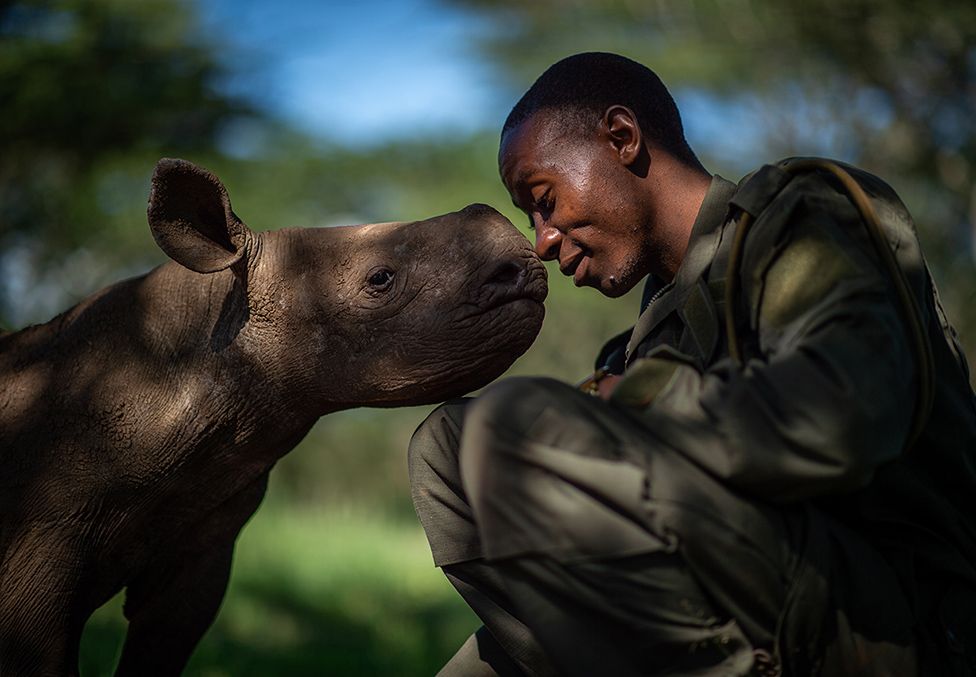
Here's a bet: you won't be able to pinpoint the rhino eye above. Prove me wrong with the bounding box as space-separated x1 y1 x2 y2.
367 267 395 291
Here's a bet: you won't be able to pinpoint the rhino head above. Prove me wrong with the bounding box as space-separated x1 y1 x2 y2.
147 158 548 412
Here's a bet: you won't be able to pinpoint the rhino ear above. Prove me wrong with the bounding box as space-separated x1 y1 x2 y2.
147 158 250 274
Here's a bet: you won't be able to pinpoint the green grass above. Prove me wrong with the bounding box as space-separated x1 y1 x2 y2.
78 505 478 676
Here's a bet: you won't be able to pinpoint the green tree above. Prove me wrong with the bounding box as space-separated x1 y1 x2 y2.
0 0 256 323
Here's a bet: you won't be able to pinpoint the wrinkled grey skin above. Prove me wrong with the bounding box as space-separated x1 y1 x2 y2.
0 159 547 676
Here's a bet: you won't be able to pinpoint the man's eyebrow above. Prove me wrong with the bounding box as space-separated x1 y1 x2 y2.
512 167 534 187
508 181 531 209
503 163 538 193
512 167 539 190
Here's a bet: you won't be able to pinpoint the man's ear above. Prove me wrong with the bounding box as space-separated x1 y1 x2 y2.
147 158 250 274
603 106 644 168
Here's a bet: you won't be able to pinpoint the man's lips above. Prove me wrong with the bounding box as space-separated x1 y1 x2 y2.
572 257 589 286
559 252 589 286
559 252 584 277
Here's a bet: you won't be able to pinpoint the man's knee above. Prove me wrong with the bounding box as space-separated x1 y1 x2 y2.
459 376 598 513
460 376 619 471
408 398 485 566
457 378 789 574
459 378 661 561
463 377 566 445
408 398 470 494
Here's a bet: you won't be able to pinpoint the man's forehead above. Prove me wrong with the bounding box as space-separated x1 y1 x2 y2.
502 111 578 155
499 112 580 185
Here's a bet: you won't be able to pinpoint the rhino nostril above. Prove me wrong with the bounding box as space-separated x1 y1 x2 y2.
486 259 523 287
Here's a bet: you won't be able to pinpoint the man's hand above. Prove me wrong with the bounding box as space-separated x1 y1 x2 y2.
596 374 622 400
577 369 622 400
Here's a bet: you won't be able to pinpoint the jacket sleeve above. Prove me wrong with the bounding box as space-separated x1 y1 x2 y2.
637 184 919 502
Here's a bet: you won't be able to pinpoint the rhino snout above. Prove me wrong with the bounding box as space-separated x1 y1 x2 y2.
481 253 548 306
485 258 525 289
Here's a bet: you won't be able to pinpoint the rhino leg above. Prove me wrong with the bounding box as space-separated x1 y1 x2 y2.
115 543 233 676
114 473 269 676
0 530 87 677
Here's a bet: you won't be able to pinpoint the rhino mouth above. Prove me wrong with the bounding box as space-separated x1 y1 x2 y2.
480 261 548 312
486 283 547 310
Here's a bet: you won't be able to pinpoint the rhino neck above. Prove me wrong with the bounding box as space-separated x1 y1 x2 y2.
226 228 351 421
119 253 321 462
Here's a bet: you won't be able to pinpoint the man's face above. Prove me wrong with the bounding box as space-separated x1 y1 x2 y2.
499 111 653 298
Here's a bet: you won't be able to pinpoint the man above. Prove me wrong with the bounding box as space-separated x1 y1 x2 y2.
409 52 976 676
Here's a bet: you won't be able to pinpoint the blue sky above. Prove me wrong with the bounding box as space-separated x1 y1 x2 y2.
200 0 507 144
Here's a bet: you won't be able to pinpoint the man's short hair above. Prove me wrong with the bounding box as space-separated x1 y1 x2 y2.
502 52 699 166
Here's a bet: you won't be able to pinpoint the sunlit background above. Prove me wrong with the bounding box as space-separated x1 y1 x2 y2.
2 1 975 674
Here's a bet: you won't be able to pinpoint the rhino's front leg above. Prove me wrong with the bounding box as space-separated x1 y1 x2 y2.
0 531 86 677
114 473 269 676
115 540 233 676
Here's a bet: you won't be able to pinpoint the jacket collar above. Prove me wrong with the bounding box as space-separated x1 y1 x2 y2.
627 175 737 360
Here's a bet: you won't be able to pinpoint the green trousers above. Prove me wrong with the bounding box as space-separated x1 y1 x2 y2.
409 377 920 676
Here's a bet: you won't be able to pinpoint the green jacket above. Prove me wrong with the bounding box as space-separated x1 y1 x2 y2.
605 158 976 619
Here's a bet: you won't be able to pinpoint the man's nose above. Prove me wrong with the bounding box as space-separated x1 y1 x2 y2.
534 223 561 261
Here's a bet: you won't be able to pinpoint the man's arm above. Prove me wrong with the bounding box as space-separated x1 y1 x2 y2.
635 185 920 502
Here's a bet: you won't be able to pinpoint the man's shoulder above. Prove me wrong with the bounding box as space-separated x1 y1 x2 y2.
724 157 916 269
731 157 907 221
728 157 927 338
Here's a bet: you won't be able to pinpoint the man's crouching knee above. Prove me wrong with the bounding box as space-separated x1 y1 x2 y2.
407 398 483 567
459 376 664 562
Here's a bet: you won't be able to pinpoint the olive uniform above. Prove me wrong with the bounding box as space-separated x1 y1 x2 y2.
409 159 976 676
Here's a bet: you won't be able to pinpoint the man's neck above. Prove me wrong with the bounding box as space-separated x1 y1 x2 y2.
647 157 712 282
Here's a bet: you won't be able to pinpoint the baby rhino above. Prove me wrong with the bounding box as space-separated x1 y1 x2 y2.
0 159 547 676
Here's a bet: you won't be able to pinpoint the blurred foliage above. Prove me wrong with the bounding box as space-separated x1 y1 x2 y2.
5 0 976 672
0 0 251 256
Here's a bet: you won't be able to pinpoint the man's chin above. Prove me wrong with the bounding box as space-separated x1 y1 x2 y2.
570 263 637 297
595 273 638 298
